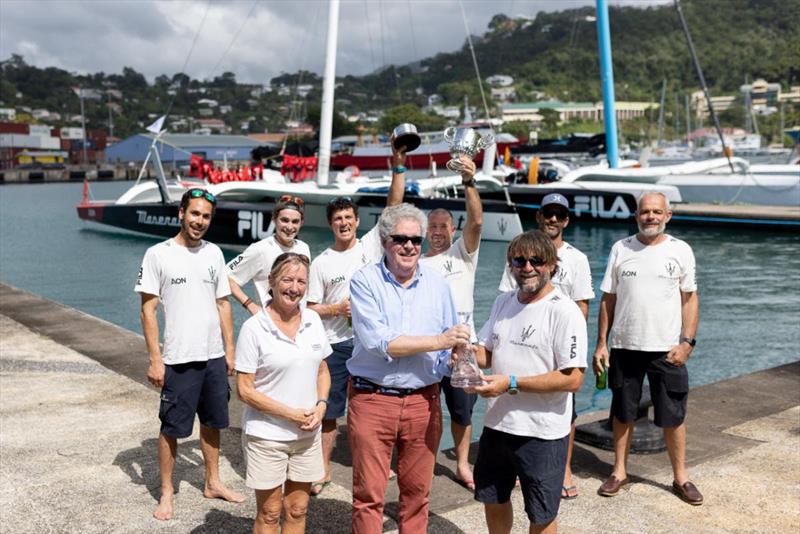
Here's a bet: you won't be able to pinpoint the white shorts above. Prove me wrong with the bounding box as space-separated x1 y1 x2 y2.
243 432 324 490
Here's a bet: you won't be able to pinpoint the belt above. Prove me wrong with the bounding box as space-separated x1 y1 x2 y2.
351 376 434 398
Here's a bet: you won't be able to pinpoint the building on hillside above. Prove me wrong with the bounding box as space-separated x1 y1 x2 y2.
690 91 737 120
501 101 656 125
104 133 261 165
196 119 229 134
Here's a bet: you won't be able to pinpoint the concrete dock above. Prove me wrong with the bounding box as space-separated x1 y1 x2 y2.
1 282 798 533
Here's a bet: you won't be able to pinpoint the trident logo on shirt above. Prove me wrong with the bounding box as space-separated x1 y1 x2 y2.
443 259 453 274
521 325 535 342
665 261 677 276
498 218 508 236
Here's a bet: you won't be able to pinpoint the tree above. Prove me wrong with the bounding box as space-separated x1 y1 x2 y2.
378 104 447 133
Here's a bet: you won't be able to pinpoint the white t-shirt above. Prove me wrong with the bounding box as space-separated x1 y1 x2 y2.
227 235 311 306
600 234 697 352
478 288 588 439
498 241 595 303
307 226 383 344
235 308 332 441
135 239 230 365
420 236 479 339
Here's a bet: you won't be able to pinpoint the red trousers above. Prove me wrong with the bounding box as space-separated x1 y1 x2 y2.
347 384 442 534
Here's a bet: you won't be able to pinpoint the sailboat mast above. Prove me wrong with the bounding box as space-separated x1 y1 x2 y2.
317 0 340 186
595 0 619 168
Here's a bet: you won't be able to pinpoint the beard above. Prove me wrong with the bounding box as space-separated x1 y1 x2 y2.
637 220 666 237
515 268 551 296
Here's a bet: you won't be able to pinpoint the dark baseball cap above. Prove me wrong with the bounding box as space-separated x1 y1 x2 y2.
541 193 570 210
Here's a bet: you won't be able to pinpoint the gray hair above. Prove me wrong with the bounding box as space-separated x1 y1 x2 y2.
637 191 671 211
378 203 428 241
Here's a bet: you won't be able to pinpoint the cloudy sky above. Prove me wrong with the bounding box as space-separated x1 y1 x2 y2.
0 0 668 84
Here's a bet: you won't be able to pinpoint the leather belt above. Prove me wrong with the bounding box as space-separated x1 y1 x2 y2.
351 376 434 398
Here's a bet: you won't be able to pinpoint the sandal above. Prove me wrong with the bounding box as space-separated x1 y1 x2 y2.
561 485 578 500
310 480 331 497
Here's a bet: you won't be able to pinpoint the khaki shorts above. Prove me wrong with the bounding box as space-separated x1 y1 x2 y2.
243 432 324 490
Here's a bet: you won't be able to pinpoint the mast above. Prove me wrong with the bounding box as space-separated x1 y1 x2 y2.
595 0 619 167
316 0 340 185
656 79 666 146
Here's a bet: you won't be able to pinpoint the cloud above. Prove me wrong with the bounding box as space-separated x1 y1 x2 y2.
0 0 670 83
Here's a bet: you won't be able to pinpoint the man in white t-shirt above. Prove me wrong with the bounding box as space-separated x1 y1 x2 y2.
470 230 587 534
594 191 702 506
305 146 407 495
135 188 245 521
498 192 594 500
419 154 482 491
227 195 310 314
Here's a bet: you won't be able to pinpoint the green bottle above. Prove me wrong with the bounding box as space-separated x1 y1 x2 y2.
596 362 608 390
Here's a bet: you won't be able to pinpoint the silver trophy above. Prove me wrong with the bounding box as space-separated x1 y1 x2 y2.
450 344 484 388
443 127 495 172
391 123 421 153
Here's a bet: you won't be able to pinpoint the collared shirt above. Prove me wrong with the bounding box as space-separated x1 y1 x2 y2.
347 258 458 389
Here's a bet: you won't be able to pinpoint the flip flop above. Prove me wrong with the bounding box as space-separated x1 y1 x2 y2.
561 485 578 500
310 480 331 497
456 477 476 492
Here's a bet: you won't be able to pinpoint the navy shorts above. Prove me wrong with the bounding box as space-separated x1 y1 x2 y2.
474 427 568 525
159 356 230 438
324 339 354 420
441 376 478 427
609 348 689 428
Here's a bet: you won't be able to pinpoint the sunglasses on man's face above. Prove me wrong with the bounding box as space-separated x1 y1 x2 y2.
389 234 424 246
541 208 568 220
511 256 547 268
279 195 305 207
188 188 216 205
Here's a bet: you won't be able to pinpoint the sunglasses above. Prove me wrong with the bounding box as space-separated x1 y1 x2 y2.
511 256 547 268
188 188 216 205
329 196 353 204
279 194 305 207
541 208 568 220
389 234 424 246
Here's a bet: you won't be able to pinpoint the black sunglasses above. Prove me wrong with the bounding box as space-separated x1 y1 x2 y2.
541 208 568 220
329 196 353 204
188 188 216 205
511 256 547 268
389 234 424 246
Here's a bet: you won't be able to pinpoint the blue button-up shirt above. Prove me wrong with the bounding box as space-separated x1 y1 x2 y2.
347 258 459 389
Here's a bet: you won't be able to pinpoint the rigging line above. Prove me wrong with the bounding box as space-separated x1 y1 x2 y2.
405 0 418 67
457 0 491 122
162 0 212 121
378 0 387 70
205 0 261 81
363 0 377 72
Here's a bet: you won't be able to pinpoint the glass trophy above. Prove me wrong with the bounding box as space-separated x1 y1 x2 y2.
450 344 484 388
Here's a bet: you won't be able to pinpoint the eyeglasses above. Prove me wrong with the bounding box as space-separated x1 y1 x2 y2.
389 234 424 246
511 256 547 268
188 188 216 205
279 195 304 207
541 208 568 220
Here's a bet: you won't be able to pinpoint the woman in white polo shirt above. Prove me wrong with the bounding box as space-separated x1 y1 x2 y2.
235 252 332 533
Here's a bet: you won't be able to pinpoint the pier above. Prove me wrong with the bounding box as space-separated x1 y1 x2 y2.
1 282 798 533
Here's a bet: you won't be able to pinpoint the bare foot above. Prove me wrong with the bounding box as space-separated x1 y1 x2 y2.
204 483 246 503
153 490 174 521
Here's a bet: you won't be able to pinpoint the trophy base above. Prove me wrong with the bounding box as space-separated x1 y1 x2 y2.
450 376 484 388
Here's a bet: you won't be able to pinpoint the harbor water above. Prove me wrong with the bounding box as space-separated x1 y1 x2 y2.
1 181 799 448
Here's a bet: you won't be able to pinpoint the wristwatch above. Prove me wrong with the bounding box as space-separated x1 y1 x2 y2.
462 178 476 187
680 337 697 347
507 375 519 395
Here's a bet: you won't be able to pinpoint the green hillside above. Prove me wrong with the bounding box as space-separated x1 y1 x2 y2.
1 0 798 142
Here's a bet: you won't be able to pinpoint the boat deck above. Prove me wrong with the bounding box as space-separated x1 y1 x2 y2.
670 202 800 230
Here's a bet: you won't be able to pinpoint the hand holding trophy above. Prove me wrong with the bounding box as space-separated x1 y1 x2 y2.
443 127 495 173
450 342 484 388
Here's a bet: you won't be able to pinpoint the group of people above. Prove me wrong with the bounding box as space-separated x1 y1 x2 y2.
136 140 702 533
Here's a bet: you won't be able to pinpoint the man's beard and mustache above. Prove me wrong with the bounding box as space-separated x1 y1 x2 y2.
515 268 552 295
638 219 666 237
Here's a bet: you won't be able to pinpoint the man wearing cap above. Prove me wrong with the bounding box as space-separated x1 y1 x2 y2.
499 192 594 500
227 195 310 314
305 145 407 496
419 154 482 491
594 191 702 505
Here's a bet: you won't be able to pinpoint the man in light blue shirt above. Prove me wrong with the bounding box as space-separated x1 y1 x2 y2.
346 203 471 534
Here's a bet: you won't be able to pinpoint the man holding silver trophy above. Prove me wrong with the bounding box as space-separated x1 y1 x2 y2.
421 124 492 492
